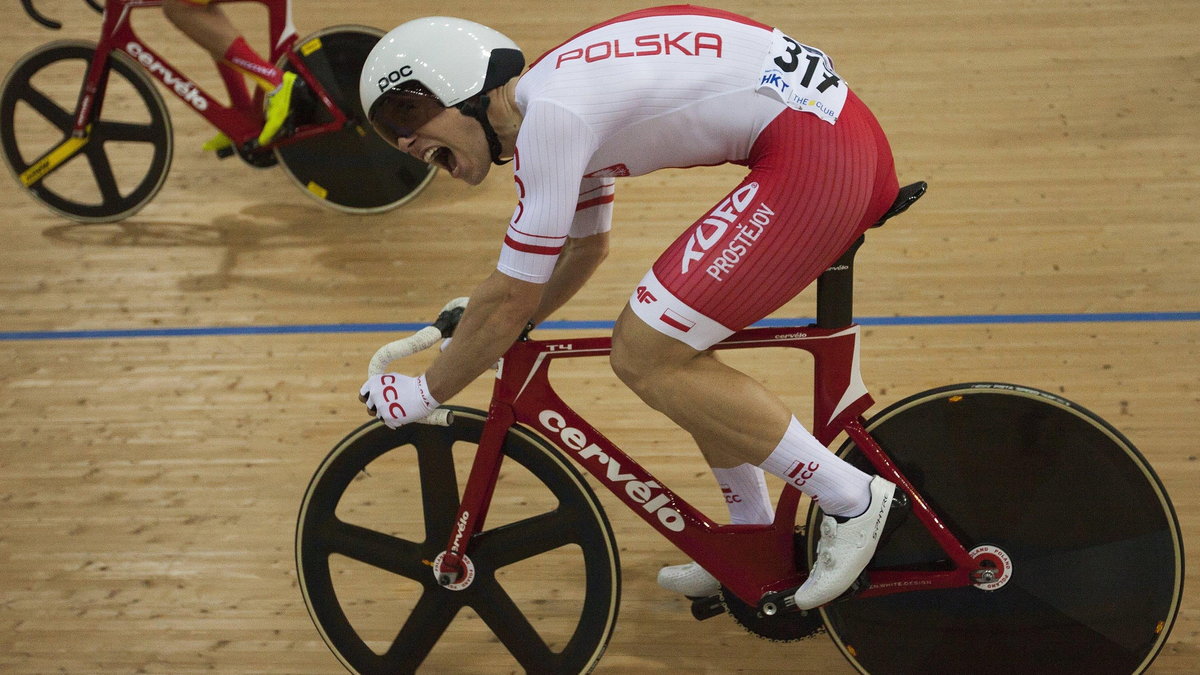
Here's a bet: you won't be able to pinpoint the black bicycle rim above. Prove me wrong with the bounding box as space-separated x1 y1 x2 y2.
0 42 171 222
296 409 620 674
813 383 1183 675
275 27 435 212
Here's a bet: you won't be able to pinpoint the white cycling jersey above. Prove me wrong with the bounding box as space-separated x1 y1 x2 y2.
499 6 847 283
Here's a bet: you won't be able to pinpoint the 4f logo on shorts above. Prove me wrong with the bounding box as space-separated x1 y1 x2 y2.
635 286 656 304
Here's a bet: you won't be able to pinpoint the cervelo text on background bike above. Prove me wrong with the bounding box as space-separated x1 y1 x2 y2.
3 0 435 222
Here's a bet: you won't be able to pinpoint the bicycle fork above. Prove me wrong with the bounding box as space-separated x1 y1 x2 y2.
430 401 514 587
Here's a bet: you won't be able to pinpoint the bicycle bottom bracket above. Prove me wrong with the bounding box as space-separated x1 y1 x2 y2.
968 544 1013 590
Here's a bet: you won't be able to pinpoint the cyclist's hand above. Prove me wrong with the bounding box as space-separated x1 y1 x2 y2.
358 373 439 428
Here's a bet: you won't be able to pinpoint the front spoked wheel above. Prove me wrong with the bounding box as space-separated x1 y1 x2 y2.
297 408 621 674
808 383 1183 674
0 41 172 222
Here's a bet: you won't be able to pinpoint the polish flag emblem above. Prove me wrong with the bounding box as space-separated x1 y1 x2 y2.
660 309 695 333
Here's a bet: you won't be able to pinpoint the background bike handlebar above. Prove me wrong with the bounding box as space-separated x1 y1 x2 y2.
21 0 103 30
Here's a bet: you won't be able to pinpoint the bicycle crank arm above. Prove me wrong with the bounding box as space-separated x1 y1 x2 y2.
759 570 869 616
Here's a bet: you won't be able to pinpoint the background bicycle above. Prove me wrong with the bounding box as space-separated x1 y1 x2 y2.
2 0 435 222
0 0 1195 673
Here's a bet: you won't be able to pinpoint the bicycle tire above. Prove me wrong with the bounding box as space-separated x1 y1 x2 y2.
274 26 436 213
0 41 172 222
808 383 1183 675
297 407 621 674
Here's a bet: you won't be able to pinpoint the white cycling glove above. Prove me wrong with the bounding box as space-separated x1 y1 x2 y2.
358 373 439 428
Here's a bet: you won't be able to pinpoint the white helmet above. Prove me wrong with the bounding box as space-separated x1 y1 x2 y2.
360 17 524 156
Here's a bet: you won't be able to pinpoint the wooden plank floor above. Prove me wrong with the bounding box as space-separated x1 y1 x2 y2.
1 0 1196 672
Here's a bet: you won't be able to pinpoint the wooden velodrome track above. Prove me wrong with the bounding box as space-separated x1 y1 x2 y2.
1 0 1196 672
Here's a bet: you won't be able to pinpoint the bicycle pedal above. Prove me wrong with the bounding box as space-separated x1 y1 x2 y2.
689 595 725 621
831 570 871 603
202 132 235 158
758 588 800 616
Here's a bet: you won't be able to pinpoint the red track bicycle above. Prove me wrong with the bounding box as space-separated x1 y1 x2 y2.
296 183 1183 673
2 0 435 222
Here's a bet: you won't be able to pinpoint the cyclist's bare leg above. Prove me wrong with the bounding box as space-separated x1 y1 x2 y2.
162 0 239 58
611 303 799 468
613 303 894 606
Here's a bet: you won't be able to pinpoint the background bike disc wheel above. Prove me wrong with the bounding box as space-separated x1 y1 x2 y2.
0 41 172 222
296 409 621 674
810 383 1183 674
274 26 436 213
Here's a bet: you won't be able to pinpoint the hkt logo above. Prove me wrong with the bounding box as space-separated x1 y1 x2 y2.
539 409 685 531
681 182 758 273
125 42 208 111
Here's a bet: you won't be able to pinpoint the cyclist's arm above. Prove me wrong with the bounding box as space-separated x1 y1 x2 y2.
424 269 542 403
531 232 609 325
426 101 598 400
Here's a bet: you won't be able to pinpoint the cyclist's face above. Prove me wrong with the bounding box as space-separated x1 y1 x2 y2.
393 108 492 186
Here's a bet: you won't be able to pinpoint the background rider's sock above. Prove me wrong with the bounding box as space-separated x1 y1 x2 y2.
222 36 283 91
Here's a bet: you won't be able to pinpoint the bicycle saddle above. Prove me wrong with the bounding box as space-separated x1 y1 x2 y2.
871 181 927 228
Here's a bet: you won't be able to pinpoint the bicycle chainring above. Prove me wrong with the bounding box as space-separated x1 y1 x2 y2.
718 587 826 642
717 527 825 642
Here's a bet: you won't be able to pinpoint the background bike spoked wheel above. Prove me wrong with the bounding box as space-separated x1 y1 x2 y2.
0 41 172 222
810 384 1183 675
297 409 620 674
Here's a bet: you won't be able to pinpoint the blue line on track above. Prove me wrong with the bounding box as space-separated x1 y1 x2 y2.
2 312 1197 342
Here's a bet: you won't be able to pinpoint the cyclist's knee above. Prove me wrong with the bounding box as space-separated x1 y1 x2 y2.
610 306 699 397
611 310 657 393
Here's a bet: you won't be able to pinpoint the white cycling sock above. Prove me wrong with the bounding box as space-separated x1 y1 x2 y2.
759 416 872 518
712 463 774 525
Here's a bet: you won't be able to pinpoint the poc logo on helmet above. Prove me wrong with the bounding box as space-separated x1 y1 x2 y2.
377 65 415 91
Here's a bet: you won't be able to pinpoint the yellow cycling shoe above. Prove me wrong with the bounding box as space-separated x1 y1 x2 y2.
202 132 233 153
257 71 297 146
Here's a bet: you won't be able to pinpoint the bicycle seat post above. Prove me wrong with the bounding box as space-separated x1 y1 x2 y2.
815 235 863 329
815 181 927 329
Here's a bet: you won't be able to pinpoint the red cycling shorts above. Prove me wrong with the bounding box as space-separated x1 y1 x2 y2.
629 89 899 350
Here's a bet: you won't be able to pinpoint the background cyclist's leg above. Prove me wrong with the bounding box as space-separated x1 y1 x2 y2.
162 0 241 59
163 0 292 143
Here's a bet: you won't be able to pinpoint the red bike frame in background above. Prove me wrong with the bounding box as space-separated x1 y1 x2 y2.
442 323 981 607
75 0 347 148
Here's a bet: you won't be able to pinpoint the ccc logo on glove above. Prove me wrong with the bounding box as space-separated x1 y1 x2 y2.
379 374 407 418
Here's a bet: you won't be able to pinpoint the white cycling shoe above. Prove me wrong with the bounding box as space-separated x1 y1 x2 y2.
657 561 720 598
793 475 896 610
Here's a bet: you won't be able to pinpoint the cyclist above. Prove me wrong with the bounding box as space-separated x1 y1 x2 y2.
357 6 900 610
162 0 296 147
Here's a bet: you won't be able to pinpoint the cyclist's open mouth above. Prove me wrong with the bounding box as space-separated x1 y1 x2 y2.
423 146 456 174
